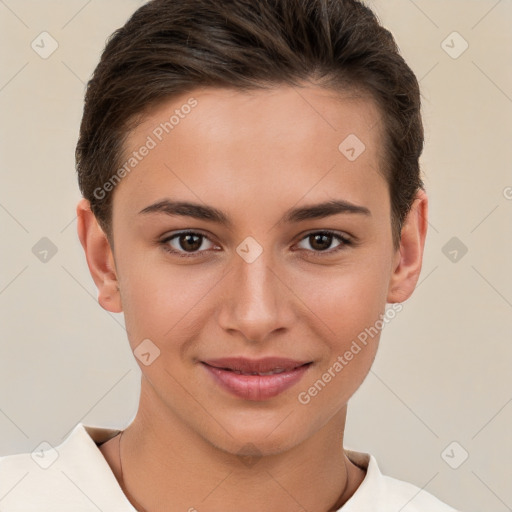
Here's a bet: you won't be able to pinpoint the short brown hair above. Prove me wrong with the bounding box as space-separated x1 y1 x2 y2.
76 0 424 250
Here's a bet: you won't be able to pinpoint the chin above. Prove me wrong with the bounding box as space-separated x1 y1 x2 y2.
204 416 309 459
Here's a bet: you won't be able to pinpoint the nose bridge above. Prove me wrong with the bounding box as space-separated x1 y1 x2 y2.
218 244 289 341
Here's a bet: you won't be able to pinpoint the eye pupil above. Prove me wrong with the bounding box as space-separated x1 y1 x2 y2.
310 233 332 251
180 233 202 252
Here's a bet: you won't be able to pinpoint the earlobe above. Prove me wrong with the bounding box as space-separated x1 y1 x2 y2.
76 198 123 313
387 189 428 304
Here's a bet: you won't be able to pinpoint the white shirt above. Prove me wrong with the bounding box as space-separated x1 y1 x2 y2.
0 423 459 511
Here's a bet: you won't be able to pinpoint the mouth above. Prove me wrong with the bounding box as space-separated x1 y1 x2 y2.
200 357 313 401
214 367 302 376
202 357 312 374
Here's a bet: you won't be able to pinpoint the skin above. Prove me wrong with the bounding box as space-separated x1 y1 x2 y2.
77 84 428 512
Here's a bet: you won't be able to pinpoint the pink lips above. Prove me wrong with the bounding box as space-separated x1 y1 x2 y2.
201 357 312 401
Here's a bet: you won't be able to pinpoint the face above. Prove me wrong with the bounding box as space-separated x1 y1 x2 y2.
94 85 408 455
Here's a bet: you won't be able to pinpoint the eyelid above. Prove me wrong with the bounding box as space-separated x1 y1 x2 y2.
159 230 219 257
160 228 213 243
295 228 353 243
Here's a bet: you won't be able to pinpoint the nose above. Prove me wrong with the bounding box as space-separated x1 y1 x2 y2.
217 248 294 343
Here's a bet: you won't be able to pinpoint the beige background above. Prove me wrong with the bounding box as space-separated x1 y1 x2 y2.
1 0 511 510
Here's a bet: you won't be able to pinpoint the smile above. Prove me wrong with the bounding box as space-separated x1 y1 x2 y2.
201 359 312 401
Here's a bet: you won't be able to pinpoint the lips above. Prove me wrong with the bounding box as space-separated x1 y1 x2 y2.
201 357 312 401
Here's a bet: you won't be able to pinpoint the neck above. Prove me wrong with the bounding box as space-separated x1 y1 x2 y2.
113 379 365 512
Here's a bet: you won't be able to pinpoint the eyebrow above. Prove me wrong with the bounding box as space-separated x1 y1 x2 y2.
138 198 371 228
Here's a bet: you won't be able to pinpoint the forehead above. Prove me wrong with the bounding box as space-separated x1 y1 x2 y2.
113 84 388 221
130 84 383 154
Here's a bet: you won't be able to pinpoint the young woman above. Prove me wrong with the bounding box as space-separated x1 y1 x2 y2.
0 0 459 510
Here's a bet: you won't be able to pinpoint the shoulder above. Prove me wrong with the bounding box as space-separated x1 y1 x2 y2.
341 449 460 512
0 423 131 511
0 446 75 511
377 471 459 511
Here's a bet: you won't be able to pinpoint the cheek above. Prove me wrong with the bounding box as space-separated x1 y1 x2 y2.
295 268 387 411
119 254 221 348
292 257 390 341
291 257 390 396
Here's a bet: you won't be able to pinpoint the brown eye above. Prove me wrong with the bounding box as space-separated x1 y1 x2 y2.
177 233 203 252
296 231 352 255
309 233 334 251
161 231 216 257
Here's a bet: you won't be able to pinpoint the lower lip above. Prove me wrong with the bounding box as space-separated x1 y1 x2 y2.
201 363 311 401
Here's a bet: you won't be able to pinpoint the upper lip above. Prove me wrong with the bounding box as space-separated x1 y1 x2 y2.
202 357 311 373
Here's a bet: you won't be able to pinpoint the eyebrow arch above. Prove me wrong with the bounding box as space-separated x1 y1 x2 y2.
138 198 371 228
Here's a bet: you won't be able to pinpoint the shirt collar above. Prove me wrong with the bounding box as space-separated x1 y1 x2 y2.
71 423 382 511
62 423 137 510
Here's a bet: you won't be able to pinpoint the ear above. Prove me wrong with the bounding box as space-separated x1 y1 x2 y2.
387 188 428 303
76 198 123 313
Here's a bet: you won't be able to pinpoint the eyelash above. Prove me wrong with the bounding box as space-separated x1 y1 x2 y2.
159 230 353 259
